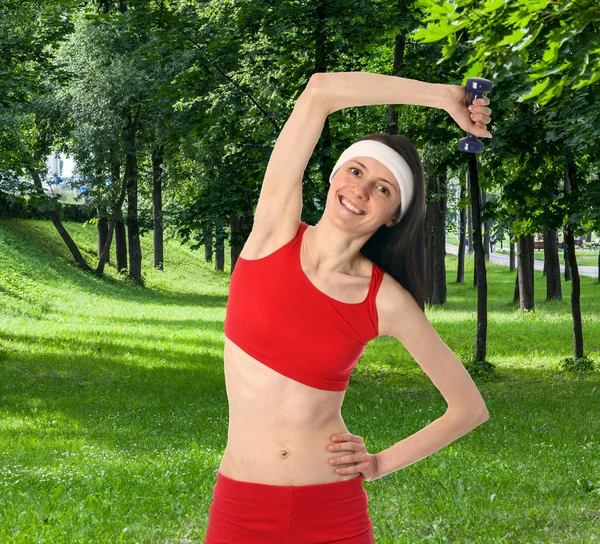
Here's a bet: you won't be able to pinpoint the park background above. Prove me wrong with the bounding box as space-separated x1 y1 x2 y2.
1 0 599 542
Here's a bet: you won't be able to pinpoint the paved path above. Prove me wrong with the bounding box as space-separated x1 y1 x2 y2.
445 244 599 279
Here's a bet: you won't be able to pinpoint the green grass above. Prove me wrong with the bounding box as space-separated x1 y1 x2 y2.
1 218 599 543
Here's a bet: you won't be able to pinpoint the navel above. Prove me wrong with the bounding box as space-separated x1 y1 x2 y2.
278 448 290 459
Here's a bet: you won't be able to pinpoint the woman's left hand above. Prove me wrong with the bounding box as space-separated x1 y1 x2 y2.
328 433 379 481
443 84 493 139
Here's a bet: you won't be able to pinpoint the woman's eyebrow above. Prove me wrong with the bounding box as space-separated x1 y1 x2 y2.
352 160 396 191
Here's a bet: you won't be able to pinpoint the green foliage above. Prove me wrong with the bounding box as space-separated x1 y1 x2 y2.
558 356 596 372
412 0 600 105
0 191 96 223
0 0 74 108
0 1 76 182
464 358 496 379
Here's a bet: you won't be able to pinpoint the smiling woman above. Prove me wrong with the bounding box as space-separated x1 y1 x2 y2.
205 72 490 544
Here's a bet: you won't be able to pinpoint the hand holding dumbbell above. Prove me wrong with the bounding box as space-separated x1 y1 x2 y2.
443 77 494 153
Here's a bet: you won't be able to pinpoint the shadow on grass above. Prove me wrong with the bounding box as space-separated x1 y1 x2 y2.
0 327 225 365
1 337 229 458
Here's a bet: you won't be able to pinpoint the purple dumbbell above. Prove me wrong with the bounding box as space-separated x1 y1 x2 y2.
459 77 494 153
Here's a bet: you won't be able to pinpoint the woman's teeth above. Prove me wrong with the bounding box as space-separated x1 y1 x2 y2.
340 196 365 215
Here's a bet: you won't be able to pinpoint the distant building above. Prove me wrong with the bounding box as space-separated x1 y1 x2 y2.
43 153 87 203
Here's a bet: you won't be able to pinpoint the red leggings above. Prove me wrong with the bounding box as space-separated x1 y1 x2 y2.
205 470 374 543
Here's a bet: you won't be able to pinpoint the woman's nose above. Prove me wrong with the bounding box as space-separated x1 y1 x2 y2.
351 184 369 199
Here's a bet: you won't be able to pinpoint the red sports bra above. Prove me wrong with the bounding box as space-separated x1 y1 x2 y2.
224 221 384 391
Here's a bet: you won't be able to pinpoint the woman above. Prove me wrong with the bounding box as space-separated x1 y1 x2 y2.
205 72 492 543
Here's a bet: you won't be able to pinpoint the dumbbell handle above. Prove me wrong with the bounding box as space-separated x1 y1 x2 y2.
459 77 494 154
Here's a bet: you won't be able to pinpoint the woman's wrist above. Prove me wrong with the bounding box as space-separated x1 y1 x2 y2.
373 451 387 480
435 83 456 112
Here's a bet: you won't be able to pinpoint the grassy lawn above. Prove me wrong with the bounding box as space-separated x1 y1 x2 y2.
1 218 599 543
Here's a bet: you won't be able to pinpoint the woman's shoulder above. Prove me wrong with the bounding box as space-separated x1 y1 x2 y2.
238 220 304 261
375 271 414 337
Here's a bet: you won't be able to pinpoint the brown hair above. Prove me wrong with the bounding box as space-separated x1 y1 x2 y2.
354 133 426 312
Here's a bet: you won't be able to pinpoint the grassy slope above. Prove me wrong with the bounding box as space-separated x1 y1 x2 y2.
1 218 599 543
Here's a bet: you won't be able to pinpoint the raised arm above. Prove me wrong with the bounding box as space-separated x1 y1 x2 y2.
252 76 327 240
311 72 492 139
252 72 490 244
311 71 450 114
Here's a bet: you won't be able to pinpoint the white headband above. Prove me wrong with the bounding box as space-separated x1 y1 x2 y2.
328 140 414 223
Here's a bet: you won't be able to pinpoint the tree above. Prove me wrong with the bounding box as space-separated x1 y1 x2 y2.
412 0 600 365
57 1 194 282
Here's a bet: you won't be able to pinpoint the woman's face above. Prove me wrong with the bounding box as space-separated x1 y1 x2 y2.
328 156 402 228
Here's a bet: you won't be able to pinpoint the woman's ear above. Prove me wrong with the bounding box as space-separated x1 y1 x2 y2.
385 216 398 228
385 203 401 228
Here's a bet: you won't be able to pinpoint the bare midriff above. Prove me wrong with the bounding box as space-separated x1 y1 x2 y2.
218 335 362 486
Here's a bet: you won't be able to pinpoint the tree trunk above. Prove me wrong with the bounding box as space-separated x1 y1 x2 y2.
467 192 473 254
563 236 571 280
543 175 562 300
517 234 534 312
229 199 255 275
96 160 128 275
482 188 490 261
125 113 142 284
456 169 466 284
471 173 483 288
204 223 213 263
152 146 164 270
544 229 562 301
115 210 127 272
97 215 108 260
563 167 572 282
215 219 226 271
48 209 93 272
229 215 242 272
564 162 584 358
110 162 124 271
425 158 447 305
243 199 253 233
467 153 487 362
314 0 335 213
28 168 93 272
509 233 515 271
387 31 405 134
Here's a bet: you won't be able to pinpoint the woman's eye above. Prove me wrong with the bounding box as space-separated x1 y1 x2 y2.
350 167 389 195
